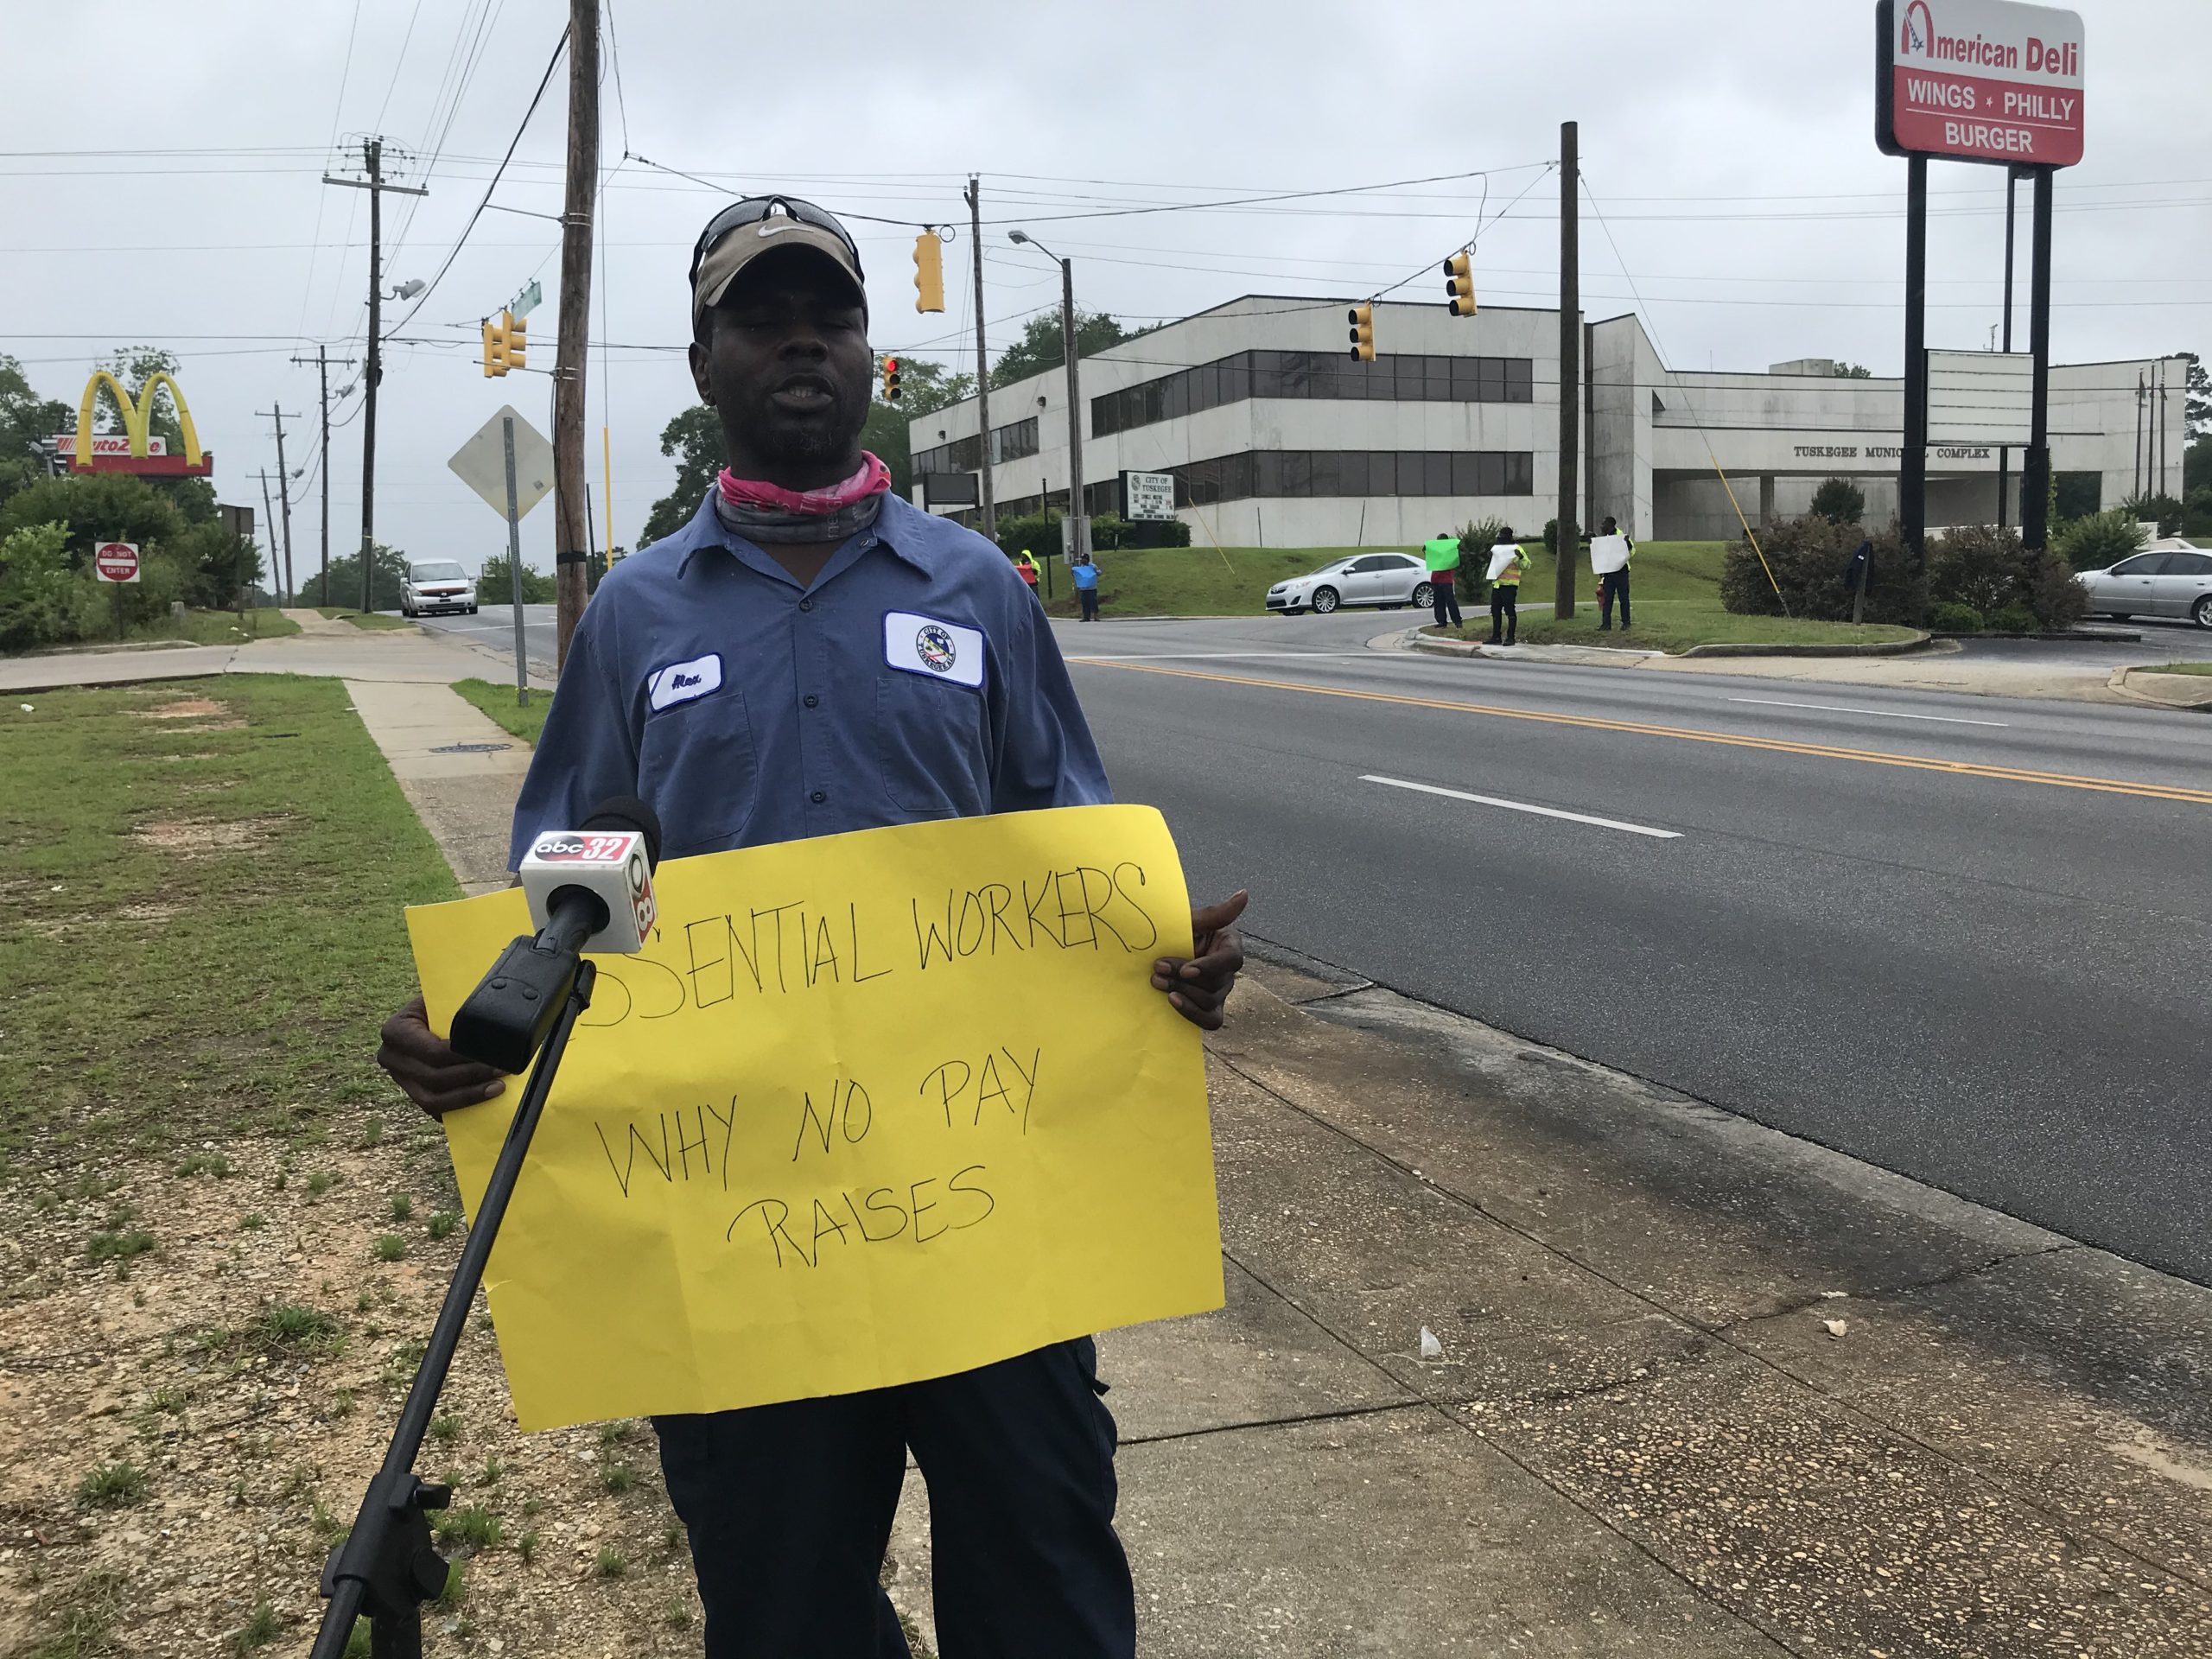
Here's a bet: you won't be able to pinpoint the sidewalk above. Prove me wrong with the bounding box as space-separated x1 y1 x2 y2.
362 715 2212 1653
0 615 551 694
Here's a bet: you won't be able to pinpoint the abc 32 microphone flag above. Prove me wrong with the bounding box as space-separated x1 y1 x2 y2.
405 804 1224 1431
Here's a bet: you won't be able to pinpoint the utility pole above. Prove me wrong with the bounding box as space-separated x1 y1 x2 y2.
965 175 996 539
291 346 356 605
1902 152 1929 604
552 0 600 669
259 469 282 607
1555 120 1579 620
1997 165 2021 528
2019 165 2053 556
1058 255 1086 561
260 406 298 608
323 138 425 614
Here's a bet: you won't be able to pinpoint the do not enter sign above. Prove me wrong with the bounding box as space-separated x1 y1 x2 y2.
93 542 141 583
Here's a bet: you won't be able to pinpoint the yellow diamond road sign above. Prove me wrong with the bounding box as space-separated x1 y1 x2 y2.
448 405 555 520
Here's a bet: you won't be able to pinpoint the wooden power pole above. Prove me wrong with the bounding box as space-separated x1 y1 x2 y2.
552 0 601 670
260 406 298 607
290 345 358 606
1555 120 1579 621
965 175 995 540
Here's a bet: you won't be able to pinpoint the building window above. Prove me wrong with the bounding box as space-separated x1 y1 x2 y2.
1165 448 1533 505
988 416 1038 466
1090 347 1536 436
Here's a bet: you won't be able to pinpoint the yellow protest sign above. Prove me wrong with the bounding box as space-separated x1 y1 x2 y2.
405 804 1223 1431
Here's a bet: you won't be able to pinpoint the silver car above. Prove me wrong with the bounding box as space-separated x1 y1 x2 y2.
1267 552 1433 616
2077 546 2212 628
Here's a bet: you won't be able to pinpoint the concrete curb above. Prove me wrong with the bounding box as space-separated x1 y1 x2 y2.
22 637 202 658
2107 666 2212 712
1677 631 1933 658
1406 627 1934 663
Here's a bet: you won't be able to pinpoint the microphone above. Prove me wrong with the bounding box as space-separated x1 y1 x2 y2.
449 798 664 1073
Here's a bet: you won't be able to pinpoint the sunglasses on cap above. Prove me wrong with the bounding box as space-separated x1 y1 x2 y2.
688 195 863 287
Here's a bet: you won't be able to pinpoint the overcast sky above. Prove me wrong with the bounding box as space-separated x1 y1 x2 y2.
6 0 2204 581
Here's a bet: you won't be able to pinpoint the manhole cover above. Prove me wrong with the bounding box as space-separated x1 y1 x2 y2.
431 741 512 754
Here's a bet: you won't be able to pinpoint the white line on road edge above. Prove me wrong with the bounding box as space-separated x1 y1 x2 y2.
1068 652 1379 662
1727 696 2008 728
1360 774 1683 839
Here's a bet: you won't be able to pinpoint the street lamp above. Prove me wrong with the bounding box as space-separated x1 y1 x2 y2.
1007 229 1088 562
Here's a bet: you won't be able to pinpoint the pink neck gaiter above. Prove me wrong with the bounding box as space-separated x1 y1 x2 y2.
718 452 891 516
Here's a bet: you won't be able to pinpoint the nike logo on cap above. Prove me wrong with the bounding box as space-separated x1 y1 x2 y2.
756 220 810 238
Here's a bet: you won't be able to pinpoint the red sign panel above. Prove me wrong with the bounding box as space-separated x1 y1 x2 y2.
1877 0 2083 168
93 542 141 583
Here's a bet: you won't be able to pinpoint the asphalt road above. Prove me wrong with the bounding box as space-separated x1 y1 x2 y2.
1055 611 2212 1283
422 596 2212 1279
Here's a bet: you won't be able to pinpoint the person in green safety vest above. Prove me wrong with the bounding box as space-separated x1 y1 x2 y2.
1488 529 1529 645
1421 530 1463 628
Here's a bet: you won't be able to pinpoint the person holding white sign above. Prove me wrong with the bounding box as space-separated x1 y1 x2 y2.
375 194 1249 1659
1592 516 1635 632
1486 530 1529 645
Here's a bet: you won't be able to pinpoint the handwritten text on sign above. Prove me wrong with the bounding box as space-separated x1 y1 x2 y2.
406 806 1223 1431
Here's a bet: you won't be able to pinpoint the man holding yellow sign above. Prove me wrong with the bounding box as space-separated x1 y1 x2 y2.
378 196 1245 1659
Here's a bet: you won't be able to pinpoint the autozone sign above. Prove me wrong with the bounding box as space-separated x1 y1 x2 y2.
1876 0 2083 168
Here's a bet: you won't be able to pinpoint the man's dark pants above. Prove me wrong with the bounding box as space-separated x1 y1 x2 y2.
655 1338 1133 1659
1078 588 1099 621
1599 569 1631 630
1429 578 1461 628
1491 586 1517 644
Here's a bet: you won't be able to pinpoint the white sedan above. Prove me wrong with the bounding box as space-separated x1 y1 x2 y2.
1266 551 1433 616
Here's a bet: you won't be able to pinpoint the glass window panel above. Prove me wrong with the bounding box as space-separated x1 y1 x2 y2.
1222 358 1250 403
1393 356 1426 401
1424 453 1453 495
1478 359 1505 402
1281 450 1314 497
1165 374 1189 421
1506 451 1534 493
1369 451 1395 495
1451 451 1479 493
1335 451 1367 495
1451 356 1483 399
1426 356 1453 400
1254 451 1284 497
1398 451 1427 492
1478 452 1505 494
1281 353 1313 397
1506 359 1534 402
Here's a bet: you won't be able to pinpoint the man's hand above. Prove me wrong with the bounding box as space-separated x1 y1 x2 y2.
376 994 508 1119
1152 891 1249 1032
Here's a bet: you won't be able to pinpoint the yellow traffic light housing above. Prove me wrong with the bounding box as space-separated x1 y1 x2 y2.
482 310 528 378
913 231 946 314
1445 252 1477 318
1347 302 1376 362
882 355 902 402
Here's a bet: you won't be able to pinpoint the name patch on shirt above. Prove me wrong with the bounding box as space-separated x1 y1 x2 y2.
647 652 723 712
883 611 985 690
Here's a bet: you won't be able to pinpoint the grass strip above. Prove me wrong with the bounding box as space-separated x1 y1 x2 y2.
452 677 548 746
0 676 457 1168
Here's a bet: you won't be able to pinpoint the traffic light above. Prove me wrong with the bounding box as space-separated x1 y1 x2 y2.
913 231 945 314
881 355 902 402
480 310 528 378
1347 302 1376 362
1444 252 1477 318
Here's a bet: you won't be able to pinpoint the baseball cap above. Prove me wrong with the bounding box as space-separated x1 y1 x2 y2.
690 196 867 330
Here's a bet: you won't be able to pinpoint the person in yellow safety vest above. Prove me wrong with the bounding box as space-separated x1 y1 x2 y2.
1596 515 1636 632
1014 549 1041 602
1488 528 1529 645
1421 530 1463 628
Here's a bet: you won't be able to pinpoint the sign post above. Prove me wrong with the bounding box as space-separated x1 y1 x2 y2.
1876 0 2083 569
92 540 139 640
448 405 556 706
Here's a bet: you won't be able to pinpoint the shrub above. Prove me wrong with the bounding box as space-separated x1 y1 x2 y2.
1926 601 1984 632
2054 509 2147 572
2121 493 2183 537
0 522 79 652
1721 516 1916 623
1810 477 1866 524
1928 523 2084 632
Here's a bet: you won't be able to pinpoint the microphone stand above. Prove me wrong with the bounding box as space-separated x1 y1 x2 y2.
308 944 598 1659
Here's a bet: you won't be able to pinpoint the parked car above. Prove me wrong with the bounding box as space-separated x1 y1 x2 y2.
1267 552 1433 615
401 559 478 618
2075 543 2212 627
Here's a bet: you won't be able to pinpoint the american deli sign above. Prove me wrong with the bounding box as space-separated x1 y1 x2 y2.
1877 0 2083 167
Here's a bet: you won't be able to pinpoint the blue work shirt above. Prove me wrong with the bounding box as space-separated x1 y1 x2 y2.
507 491 1112 866
1071 561 1099 591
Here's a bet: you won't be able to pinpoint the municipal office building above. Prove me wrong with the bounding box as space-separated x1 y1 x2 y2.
906 295 2189 545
